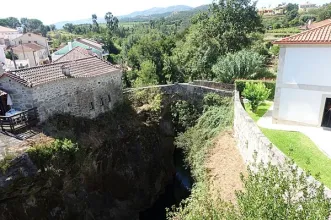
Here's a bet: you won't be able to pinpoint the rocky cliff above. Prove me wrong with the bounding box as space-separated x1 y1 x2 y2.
0 98 175 220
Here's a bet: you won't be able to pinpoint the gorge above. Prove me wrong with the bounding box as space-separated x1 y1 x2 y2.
0 83 232 220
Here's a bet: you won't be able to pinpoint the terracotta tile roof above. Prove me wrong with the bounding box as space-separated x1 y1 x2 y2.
54 47 93 63
0 26 18 33
308 19 331 30
2 57 119 87
12 43 45 53
275 23 331 45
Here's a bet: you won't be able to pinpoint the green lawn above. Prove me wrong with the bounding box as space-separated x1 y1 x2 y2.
244 102 331 188
244 102 272 122
261 128 331 188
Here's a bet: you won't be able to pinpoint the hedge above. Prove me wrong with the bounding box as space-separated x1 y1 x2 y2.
235 80 276 100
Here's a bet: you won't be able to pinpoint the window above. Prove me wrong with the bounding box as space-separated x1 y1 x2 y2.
100 98 104 106
90 102 94 110
28 41 31 43
108 95 111 103
28 34 31 37
34 41 37 44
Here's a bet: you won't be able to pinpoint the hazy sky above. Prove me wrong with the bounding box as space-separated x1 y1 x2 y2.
2 0 331 24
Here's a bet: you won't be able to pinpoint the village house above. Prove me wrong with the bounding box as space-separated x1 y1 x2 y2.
52 38 108 61
11 43 49 67
273 23 331 129
0 54 122 125
299 2 318 12
0 26 22 46
258 8 275 16
12 33 50 56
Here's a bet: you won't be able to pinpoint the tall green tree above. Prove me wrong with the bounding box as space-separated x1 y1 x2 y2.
134 60 158 87
173 0 264 80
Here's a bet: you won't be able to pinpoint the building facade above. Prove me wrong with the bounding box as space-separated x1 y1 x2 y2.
0 56 122 122
12 43 49 67
0 26 22 46
273 23 331 128
12 33 50 56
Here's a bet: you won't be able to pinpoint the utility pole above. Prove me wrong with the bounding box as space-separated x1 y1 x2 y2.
10 48 17 70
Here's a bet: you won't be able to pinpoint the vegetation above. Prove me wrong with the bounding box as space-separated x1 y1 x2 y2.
236 80 276 100
262 128 331 188
242 82 271 112
212 50 266 83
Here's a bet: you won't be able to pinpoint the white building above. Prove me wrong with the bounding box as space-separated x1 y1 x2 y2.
0 26 22 46
273 23 331 129
11 43 49 67
12 33 50 56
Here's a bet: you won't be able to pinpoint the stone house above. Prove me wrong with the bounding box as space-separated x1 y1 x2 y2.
0 55 122 122
273 23 331 128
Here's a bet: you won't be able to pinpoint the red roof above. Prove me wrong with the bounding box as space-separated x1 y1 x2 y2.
2 57 119 87
275 23 331 45
54 47 93 63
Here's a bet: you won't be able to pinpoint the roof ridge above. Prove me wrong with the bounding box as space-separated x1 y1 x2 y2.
8 56 97 73
274 22 331 44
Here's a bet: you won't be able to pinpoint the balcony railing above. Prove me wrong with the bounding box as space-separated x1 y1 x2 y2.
0 108 38 133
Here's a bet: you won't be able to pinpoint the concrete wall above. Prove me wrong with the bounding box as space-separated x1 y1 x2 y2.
0 71 122 122
234 91 331 197
273 45 331 126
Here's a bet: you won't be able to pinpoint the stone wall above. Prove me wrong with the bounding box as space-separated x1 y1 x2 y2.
125 83 234 99
192 80 235 91
0 77 34 111
233 91 331 197
0 71 122 122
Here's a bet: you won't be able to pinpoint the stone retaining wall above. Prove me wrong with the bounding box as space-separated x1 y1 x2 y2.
234 91 331 197
192 80 235 91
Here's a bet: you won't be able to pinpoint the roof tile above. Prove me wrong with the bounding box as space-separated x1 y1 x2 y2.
3 57 119 87
275 23 331 45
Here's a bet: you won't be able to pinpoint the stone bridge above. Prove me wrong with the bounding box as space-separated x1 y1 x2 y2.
124 81 235 100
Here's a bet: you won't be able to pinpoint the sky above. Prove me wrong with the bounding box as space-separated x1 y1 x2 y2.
2 0 331 25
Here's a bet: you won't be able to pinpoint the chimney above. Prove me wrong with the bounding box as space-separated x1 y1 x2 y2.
68 42 73 51
61 64 71 77
86 47 93 55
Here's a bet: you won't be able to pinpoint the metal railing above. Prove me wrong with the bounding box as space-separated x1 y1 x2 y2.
0 108 38 133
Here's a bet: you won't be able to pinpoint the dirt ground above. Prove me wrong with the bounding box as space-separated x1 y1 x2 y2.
205 130 247 204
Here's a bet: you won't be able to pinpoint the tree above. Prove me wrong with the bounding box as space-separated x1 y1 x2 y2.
212 50 266 83
63 23 75 33
243 82 271 112
134 60 158 87
26 19 43 32
105 12 119 33
50 24 56 31
92 14 99 33
285 3 299 22
173 0 264 80
6 17 20 28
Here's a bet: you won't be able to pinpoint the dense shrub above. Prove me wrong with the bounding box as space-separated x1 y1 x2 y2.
212 50 266 83
27 139 78 170
171 100 199 133
235 80 276 100
242 82 271 112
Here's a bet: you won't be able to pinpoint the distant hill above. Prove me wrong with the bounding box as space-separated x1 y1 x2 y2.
124 5 193 18
53 5 205 29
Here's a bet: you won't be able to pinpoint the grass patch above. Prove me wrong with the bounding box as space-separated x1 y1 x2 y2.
261 128 331 188
244 102 272 122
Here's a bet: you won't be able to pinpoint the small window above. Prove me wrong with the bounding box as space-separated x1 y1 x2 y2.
28 41 31 43
108 95 111 102
100 98 104 106
90 102 94 110
34 41 37 44
28 34 31 37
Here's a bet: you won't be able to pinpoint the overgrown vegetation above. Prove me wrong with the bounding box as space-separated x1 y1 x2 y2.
235 80 276 100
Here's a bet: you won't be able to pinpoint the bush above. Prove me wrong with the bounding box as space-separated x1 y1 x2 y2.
237 161 331 219
235 80 276 100
171 100 199 133
242 82 271 112
212 50 266 84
